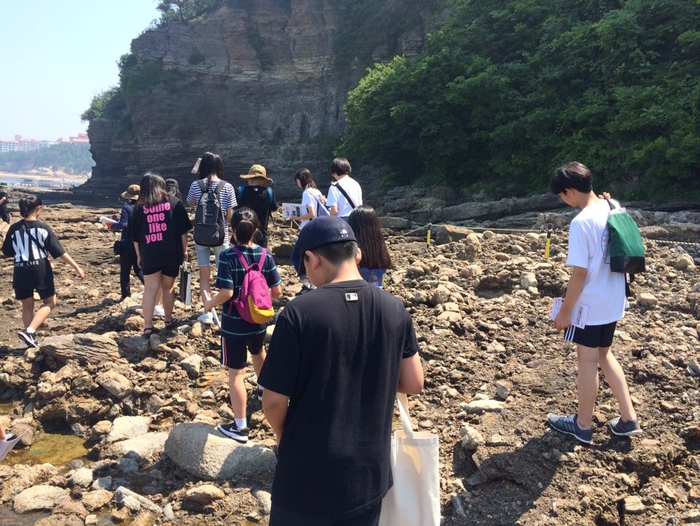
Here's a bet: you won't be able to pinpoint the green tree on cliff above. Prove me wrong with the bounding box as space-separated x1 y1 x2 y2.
156 0 223 25
341 0 700 199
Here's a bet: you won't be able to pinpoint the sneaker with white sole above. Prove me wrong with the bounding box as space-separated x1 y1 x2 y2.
18 329 39 349
609 416 643 437
153 305 165 317
257 386 264 401
197 311 214 325
217 422 249 443
547 413 593 444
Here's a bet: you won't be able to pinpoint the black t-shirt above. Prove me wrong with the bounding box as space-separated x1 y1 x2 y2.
0 190 9 222
130 196 192 272
236 186 278 232
259 280 419 519
2 219 65 289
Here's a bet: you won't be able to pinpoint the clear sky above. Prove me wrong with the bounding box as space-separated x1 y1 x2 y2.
0 1 161 141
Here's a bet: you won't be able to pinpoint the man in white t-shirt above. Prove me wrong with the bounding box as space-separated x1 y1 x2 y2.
546 161 642 444
326 157 362 220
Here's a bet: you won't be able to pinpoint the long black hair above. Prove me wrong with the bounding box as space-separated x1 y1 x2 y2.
197 152 224 180
137 172 169 208
294 168 317 190
231 207 259 244
347 205 392 269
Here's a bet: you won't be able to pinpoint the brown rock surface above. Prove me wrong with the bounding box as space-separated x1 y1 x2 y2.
0 201 698 525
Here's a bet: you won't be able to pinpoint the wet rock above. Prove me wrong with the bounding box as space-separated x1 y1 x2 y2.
164 423 277 481
106 416 151 443
13 484 70 513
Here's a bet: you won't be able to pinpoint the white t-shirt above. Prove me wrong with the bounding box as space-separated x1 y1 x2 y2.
566 198 628 325
326 176 363 218
300 188 324 229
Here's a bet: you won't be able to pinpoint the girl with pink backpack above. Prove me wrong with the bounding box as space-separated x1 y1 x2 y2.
204 207 282 443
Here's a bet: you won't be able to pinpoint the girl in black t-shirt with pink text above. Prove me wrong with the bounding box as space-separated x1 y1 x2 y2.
130 172 192 336
1 195 85 349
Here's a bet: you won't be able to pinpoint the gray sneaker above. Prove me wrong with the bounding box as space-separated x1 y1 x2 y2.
609 416 642 437
547 413 593 444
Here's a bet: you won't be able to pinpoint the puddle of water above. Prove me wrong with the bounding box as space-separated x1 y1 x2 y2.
3 431 89 467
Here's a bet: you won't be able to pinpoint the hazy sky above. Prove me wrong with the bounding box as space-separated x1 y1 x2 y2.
0 1 161 141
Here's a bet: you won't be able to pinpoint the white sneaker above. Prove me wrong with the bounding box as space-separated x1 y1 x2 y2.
197 311 214 325
153 305 165 317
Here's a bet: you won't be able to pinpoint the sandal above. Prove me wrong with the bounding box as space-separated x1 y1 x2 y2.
164 319 181 331
142 327 158 337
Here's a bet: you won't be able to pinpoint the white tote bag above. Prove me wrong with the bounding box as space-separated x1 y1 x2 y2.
379 393 441 526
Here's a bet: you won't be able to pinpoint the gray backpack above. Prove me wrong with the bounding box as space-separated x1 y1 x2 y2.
193 180 225 247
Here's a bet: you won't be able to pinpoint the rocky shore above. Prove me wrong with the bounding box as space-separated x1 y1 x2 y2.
0 198 699 525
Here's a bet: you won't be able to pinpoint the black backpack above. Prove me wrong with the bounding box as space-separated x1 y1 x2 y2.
194 179 225 247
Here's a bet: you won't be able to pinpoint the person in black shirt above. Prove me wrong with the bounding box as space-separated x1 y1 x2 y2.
0 182 10 225
259 216 424 525
2 195 85 348
108 184 145 299
130 172 192 336
236 165 279 248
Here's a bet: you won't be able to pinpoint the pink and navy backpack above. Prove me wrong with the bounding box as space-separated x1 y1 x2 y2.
229 247 274 324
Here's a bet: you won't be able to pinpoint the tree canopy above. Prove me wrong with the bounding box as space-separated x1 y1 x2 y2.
0 143 93 175
341 0 700 199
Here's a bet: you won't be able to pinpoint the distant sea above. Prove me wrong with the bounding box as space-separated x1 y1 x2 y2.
0 171 88 190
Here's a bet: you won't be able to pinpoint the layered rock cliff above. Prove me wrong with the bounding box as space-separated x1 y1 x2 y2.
81 0 432 200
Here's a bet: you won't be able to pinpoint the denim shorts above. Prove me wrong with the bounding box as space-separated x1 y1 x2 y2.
195 243 226 267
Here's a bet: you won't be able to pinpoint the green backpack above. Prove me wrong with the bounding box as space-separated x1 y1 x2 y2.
606 199 645 286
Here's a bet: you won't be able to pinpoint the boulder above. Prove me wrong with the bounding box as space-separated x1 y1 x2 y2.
106 416 152 443
40 333 120 365
13 485 70 513
102 432 169 462
164 423 276 481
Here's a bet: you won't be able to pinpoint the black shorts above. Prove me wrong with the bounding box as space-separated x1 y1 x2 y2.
221 332 265 370
269 501 382 526
143 265 179 277
15 281 56 301
564 321 617 348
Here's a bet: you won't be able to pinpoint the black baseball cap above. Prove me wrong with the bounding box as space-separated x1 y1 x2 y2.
291 216 356 274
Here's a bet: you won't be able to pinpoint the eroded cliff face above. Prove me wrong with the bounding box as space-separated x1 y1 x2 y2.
83 0 429 200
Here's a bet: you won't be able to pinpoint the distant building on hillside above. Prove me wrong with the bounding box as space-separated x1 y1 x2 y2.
0 132 89 153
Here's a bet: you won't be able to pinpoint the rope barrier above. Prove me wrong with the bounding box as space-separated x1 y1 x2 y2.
391 221 700 249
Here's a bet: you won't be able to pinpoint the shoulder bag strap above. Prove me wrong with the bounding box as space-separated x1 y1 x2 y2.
396 392 415 438
256 247 267 269
231 246 251 272
213 180 224 196
198 179 207 195
332 181 356 210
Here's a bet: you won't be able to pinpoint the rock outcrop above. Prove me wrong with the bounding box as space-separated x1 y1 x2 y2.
81 1 432 201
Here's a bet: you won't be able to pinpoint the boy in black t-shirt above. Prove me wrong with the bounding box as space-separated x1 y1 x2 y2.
1 195 85 348
259 216 424 525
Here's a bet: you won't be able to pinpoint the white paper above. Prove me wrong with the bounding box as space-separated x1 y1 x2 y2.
0 430 27 461
551 298 589 329
281 203 303 220
202 291 220 327
98 216 116 225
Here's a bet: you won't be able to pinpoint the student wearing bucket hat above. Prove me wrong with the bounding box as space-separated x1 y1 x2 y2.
235 164 278 248
260 216 424 525
107 184 146 300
